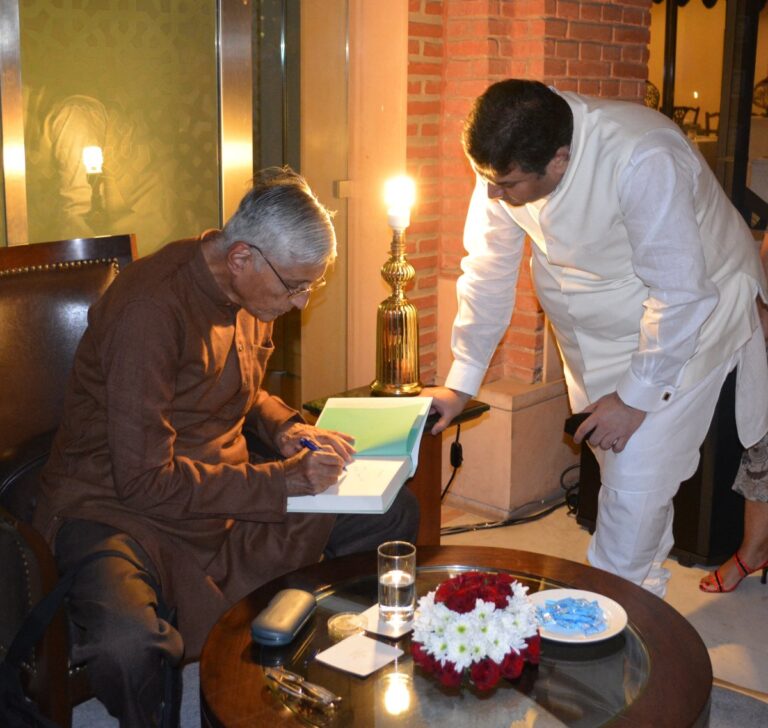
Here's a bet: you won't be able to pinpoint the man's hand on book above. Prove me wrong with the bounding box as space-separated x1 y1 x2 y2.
421 387 471 435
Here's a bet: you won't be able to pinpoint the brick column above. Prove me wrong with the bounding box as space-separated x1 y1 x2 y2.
408 0 651 386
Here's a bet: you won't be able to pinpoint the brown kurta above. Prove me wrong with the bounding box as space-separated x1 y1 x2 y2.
33 236 335 656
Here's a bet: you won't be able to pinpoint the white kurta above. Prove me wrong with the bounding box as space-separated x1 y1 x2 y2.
445 92 768 595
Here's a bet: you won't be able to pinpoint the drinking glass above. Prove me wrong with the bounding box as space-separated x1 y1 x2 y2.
377 541 416 622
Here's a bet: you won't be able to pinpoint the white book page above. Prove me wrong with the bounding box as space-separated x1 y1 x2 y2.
286 457 409 513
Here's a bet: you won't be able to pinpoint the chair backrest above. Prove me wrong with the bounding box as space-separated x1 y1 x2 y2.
705 111 720 136
0 234 136 519
644 80 660 110
673 105 700 133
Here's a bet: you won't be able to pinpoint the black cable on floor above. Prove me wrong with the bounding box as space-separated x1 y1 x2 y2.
440 497 567 536
439 461 581 536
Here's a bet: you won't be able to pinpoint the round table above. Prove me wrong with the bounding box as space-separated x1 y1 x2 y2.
200 546 711 727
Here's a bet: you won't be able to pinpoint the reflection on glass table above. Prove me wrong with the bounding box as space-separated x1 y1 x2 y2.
252 566 650 728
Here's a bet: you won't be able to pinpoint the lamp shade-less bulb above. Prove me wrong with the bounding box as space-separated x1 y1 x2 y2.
82 146 104 174
384 175 416 230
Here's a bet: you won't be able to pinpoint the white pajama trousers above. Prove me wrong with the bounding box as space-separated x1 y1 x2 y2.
587 353 739 598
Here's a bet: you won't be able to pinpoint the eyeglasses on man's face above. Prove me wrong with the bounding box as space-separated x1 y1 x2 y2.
246 244 327 300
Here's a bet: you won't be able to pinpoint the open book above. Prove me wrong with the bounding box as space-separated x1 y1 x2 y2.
287 396 433 514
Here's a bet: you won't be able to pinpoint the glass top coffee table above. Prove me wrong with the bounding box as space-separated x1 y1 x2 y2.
200 546 711 727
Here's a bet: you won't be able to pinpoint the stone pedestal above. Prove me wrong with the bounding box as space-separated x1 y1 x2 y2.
441 378 579 519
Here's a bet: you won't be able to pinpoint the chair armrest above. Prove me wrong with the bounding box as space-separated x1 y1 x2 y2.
0 430 56 523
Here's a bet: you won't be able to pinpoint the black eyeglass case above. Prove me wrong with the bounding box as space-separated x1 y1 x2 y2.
251 588 317 646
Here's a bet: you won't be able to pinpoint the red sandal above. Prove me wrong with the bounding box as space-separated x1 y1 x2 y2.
699 551 768 593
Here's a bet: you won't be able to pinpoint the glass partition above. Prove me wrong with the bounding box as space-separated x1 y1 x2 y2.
18 0 220 256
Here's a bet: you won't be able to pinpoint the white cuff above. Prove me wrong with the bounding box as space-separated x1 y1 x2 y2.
615 367 675 412
444 360 485 398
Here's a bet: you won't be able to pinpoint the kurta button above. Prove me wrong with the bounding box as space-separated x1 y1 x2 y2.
662 392 671 401
237 344 244 352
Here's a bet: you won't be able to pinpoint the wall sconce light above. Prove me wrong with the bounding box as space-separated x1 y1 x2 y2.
371 175 422 396
82 145 104 222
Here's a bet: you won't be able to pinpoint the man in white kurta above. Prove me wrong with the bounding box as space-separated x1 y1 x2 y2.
427 80 768 597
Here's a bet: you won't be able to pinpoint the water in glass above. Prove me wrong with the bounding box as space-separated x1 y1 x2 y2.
378 568 415 622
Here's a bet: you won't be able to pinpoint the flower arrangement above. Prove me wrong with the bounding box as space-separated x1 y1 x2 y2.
410 571 540 691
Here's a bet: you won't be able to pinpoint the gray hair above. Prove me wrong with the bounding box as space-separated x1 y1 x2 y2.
222 166 336 267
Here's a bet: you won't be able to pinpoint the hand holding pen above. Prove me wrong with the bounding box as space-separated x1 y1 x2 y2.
301 437 349 472
280 426 355 496
275 422 355 461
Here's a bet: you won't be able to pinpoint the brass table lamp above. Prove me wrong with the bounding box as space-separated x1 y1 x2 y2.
371 176 422 396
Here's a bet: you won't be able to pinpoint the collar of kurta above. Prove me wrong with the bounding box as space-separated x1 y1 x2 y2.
191 232 241 315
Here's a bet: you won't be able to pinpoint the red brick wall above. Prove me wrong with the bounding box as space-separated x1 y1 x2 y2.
407 0 650 385
407 0 444 386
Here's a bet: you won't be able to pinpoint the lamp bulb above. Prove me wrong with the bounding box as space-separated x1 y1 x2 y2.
384 175 416 230
82 146 104 174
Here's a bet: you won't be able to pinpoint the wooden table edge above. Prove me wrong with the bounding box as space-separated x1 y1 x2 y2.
201 545 711 728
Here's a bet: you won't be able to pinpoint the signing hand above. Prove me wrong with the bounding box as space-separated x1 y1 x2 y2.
277 422 356 496
420 386 471 435
573 392 646 453
275 421 356 461
283 448 347 496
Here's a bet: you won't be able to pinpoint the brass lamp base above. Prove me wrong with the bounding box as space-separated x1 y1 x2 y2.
371 379 422 397
370 227 422 397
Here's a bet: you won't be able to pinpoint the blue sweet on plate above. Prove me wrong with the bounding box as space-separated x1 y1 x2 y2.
536 597 607 636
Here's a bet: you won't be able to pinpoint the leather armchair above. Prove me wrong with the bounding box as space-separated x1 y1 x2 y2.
0 234 135 727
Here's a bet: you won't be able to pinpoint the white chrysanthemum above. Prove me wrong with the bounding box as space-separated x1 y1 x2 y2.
473 599 496 623
413 577 538 670
445 631 473 671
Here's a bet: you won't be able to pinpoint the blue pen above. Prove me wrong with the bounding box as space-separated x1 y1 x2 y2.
300 436 348 471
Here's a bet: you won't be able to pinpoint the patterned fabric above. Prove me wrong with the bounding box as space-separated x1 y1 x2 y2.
733 431 768 502
732 341 768 503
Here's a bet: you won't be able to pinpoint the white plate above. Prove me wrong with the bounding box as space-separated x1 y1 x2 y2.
529 588 628 644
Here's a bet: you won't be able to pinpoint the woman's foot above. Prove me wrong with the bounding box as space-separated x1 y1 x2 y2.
699 551 768 593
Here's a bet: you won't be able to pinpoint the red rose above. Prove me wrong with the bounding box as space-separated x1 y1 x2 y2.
479 584 510 608
411 642 437 673
462 572 483 587
500 649 524 680
524 634 541 665
435 571 490 607
434 660 463 688
470 657 501 691
445 586 477 614
434 580 453 603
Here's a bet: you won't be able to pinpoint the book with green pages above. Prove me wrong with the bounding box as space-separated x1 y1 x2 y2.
286 396 433 514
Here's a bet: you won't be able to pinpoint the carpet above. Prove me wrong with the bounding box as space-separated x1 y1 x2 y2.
710 684 768 727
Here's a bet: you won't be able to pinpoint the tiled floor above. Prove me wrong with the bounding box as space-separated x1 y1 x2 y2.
440 503 768 701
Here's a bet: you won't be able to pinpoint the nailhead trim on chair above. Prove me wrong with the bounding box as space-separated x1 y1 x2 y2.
0 523 38 674
0 256 119 677
0 257 120 278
